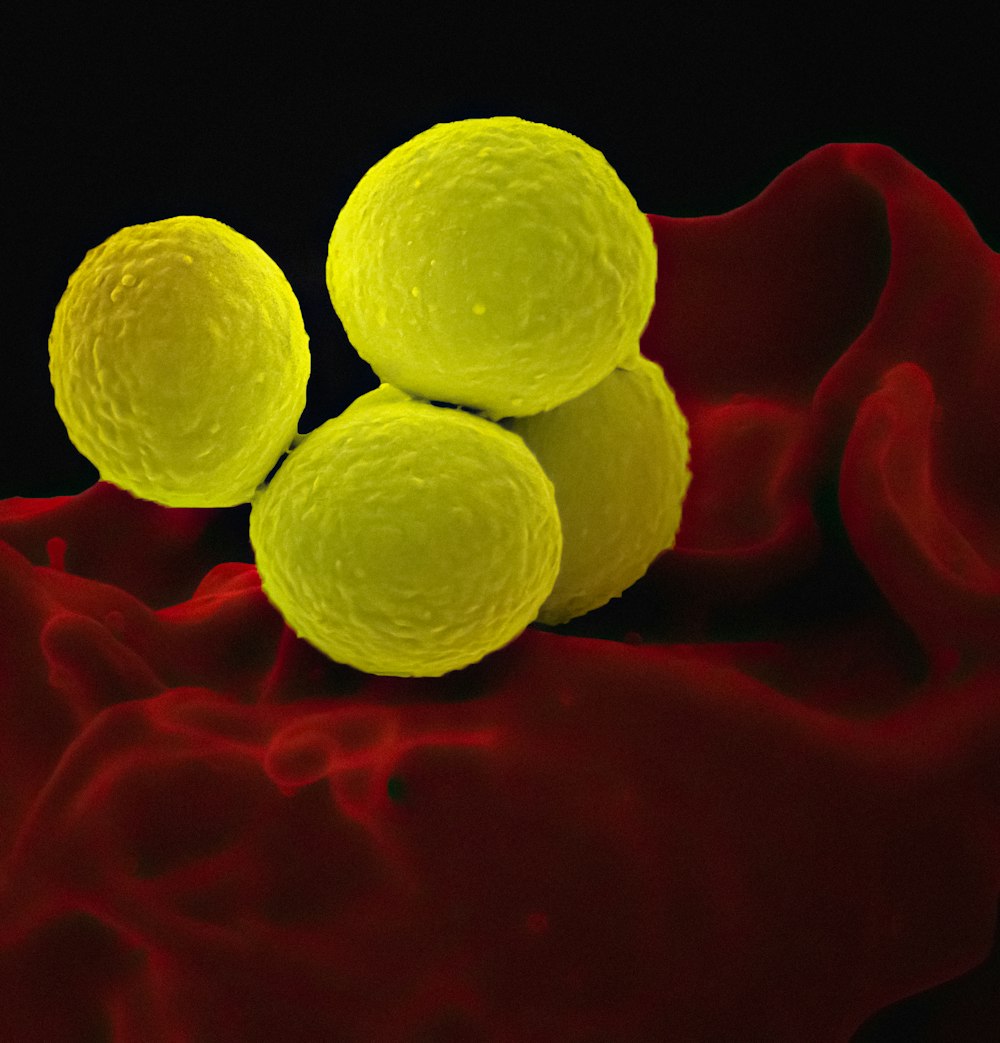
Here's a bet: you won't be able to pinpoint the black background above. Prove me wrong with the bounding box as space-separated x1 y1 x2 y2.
7 9 998 503
5 9 999 1038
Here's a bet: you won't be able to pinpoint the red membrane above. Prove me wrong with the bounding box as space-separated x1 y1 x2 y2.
1 143 998 1041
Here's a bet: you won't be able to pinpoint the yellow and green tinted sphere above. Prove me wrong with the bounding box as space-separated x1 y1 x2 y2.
326 116 657 420
503 354 691 626
249 391 563 677
49 215 310 507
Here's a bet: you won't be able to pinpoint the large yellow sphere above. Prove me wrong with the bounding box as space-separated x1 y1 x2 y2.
326 117 657 420
49 215 310 507
249 391 563 677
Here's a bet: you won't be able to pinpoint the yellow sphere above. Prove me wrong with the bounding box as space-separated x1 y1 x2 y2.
503 355 690 625
326 117 656 420
49 215 310 507
249 391 562 677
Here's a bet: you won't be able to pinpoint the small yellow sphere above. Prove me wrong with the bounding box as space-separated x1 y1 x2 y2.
504 355 691 625
49 215 310 507
327 117 657 419
249 390 563 677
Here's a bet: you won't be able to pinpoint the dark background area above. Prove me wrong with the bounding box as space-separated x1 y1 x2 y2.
5 9 998 1038
7 10 999 504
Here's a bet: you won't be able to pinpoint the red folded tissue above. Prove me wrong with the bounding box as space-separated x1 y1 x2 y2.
2 143 999 1041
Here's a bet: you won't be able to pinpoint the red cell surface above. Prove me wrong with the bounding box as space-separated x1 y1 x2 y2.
1 143 998 1041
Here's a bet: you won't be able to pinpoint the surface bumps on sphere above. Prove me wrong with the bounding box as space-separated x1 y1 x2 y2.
326 117 657 419
504 355 691 625
49 216 310 507
249 393 563 677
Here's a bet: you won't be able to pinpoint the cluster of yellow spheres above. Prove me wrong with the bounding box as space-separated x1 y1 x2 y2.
48 117 691 677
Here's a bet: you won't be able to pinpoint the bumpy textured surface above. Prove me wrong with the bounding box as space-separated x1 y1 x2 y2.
504 355 691 624
249 394 562 676
326 117 656 419
49 216 310 507
2 144 999 1041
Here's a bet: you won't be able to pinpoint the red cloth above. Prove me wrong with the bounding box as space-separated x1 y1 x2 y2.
1 143 998 1041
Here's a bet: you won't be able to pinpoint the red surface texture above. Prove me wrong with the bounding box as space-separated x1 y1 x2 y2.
1 143 998 1041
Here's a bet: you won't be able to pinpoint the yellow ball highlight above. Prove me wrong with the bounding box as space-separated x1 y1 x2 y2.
249 391 563 677
326 116 657 420
49 215 310 507
503 355 691 626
